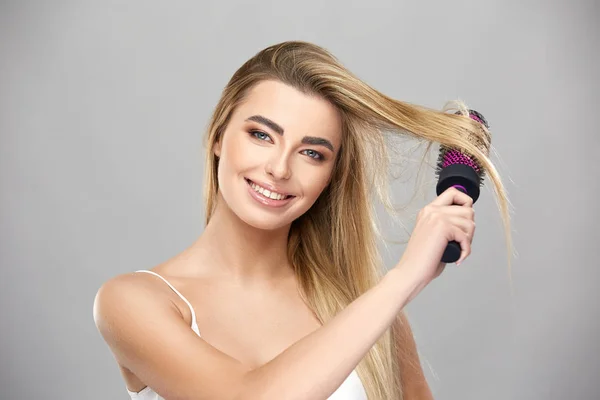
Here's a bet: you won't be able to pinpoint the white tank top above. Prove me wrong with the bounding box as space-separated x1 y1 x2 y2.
127 270 368 400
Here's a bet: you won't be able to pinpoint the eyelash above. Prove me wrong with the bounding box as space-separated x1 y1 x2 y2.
249 130 325 161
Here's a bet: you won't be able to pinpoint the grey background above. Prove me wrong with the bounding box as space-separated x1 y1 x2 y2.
1 1 598 399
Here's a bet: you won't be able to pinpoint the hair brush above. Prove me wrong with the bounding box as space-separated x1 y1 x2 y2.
435 109 490 263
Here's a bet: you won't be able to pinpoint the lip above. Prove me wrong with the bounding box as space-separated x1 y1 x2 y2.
246 178 293 197
245 178 295 208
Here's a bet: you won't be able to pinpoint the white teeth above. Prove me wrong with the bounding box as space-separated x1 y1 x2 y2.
249 181 287 200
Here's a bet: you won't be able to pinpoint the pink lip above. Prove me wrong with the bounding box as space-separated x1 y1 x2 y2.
246 178 292 197
246 179 295 208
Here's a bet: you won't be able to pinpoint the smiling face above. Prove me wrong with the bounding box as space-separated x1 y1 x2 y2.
213 79 343 231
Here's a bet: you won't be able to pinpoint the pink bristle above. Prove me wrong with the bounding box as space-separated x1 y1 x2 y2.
435 109 488 184
441 149 481 173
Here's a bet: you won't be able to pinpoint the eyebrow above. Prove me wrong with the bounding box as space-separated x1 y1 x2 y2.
245 114 335 152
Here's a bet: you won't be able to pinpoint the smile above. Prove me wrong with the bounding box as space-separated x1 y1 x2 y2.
246 179 293 200
245 178 295 207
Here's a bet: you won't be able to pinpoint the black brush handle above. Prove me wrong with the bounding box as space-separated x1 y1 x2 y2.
441 184 467 264
436 164 480 263
441 185 465 264
441 241 462 264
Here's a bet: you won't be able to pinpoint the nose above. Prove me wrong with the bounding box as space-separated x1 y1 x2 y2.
265 151 292 181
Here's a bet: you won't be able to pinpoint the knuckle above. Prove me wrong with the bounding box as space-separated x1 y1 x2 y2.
425 206 439 219
463 237 471 250
432 213 444 226
465 230 472 240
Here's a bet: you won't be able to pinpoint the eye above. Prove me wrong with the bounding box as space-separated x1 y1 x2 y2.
302 149 324 161
249 130 273 143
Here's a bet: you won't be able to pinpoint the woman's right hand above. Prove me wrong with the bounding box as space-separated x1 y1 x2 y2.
395 187 476 301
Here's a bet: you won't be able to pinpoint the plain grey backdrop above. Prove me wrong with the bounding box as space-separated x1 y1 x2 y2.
1 1 598 399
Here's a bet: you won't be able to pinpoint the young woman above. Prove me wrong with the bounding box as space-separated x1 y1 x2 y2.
93 41 510 400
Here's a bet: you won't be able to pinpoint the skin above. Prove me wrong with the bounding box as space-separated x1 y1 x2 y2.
97 80 432 398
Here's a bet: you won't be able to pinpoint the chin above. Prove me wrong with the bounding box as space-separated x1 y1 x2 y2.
241 215 291 231
234 197 311 231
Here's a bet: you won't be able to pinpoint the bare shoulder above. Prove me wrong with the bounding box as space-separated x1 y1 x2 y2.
93 270 168 308
93 269 171 303
92 270 250 399
92 271 180 351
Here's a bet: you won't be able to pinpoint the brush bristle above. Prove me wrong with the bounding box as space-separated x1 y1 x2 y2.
436 146 485 183
439 148 482 172
435 109 489 183
465 109 489 129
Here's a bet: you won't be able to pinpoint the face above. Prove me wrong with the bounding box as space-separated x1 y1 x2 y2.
213 79 342 231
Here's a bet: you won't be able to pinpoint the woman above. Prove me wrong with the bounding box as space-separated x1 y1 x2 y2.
93 41 510 399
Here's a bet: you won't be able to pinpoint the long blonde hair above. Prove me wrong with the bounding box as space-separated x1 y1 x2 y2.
202 41 511 399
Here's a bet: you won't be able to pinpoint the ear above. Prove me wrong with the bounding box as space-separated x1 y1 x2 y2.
213 138 222 158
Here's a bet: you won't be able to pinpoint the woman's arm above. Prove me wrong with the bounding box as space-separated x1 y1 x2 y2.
240 266 421 400
95 188 474 400
395 312 434 399
94 266 422 400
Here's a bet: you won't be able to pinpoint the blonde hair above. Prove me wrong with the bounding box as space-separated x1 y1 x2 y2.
202 41 511 399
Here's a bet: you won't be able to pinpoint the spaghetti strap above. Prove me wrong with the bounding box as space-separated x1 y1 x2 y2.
135 269 200 336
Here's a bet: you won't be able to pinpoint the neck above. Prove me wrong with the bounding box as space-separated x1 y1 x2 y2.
190 192 295 285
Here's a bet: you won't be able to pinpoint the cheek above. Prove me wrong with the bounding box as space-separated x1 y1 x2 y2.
218 135 250 174
302 168 333 200
216 142 241 196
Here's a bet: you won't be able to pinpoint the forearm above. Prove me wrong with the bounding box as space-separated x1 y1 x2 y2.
238 266 420 400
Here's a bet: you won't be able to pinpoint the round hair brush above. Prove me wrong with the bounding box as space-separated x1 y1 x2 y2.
435 109 490 263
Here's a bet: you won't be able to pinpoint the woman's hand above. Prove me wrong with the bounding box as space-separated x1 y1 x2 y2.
395 187 476 301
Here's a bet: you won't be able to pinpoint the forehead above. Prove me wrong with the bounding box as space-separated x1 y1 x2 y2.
234 80 342 143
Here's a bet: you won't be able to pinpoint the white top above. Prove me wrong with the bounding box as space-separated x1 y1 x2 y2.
127 270 368 400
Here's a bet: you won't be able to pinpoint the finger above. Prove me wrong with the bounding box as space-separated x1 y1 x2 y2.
431 187 474 207
453 226 472 265
440 205 476 219
448 216 476 238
